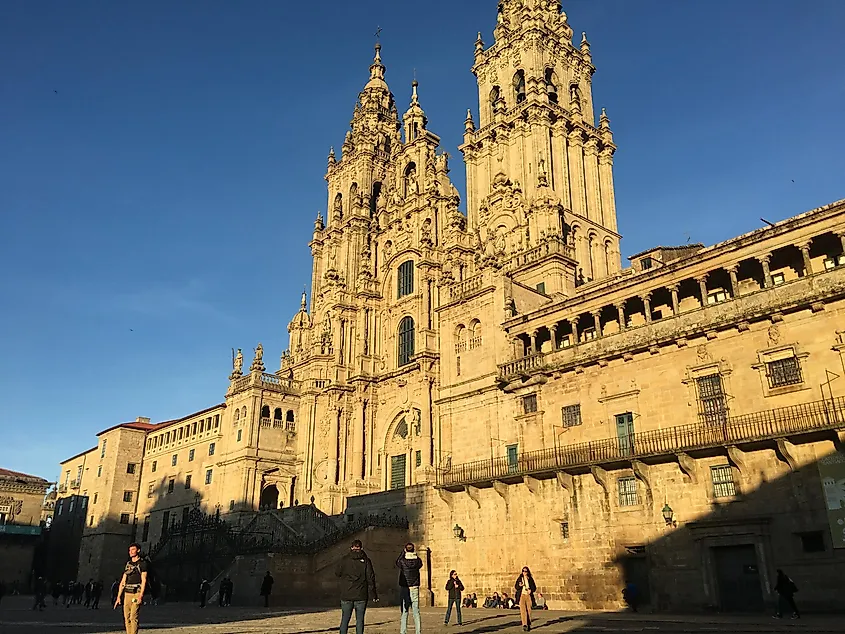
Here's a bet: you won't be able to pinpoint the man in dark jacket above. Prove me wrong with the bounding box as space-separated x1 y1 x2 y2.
259 572 274 608
396 543 423 634
335 539 379 634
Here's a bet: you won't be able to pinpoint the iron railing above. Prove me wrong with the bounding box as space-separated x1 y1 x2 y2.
437 396 845 488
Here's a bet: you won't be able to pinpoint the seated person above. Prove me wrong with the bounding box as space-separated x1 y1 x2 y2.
470 593 478 608
535 592 548 609
483 595 494 608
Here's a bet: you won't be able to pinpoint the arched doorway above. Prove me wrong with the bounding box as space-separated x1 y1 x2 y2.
259 484 279 511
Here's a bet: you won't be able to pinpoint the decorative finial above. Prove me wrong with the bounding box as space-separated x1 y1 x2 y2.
411 79 419 105
300 288 307 311
600 107 610 129
230 348 244 380
315 211 324 231
581 31 591 55
464 108 475 133
475 32 484 54
328 146 336 165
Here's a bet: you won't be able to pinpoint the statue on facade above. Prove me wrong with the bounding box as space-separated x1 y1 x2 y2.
250 343 265 373
407 166 418 195
411 408 422 436
505 296 517 318
231 348 244 379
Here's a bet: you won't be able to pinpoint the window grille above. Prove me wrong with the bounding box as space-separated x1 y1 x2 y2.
562 404 582 427
617 477 638 506
119 513 130 525
397 260 414 298
695 374 728 425
398 317 415 366
766 357 802 388
710 465 736 498
522 394 538 414
560 521 570 539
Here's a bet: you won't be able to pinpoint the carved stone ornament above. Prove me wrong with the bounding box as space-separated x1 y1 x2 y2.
0 497 23 517
768 324 781 346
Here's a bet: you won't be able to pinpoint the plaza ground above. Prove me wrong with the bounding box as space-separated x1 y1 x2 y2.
1 596 844 633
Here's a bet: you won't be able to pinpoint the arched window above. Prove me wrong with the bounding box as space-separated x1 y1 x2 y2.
241 406 247 421
397 260 414 298
370 182 382 217
398 317 415 366
455 324 467 353
469 319 482 349
261 405 271 421
570 83 581 107
273 408 282 420
513 70 526 104
285 410 295 432
545 68 558 104
489 85 501 120
234 409 240 424
350 183 358 200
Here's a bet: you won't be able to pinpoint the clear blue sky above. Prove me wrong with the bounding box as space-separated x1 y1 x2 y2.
1 1 843 481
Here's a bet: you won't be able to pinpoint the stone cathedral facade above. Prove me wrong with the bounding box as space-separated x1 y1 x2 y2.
58 0 845 611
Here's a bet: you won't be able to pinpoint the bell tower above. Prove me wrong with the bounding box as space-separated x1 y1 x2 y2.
461 0 620 291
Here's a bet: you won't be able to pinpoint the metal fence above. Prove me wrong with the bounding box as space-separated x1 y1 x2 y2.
438 396 845 488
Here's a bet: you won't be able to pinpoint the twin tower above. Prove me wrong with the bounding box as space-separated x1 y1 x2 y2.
277 0 621 507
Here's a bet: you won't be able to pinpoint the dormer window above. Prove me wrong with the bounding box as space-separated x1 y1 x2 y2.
641 257 652 270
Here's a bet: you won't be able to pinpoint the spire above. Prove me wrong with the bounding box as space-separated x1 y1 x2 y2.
327 146 336 166
475 32 484 55
300 288 307 311
580 31 591 60
403 79 427 142
364 43 388 90
599 107 610 130
464 108 475 134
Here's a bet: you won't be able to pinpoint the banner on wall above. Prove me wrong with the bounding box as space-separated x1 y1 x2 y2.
818 450 845 549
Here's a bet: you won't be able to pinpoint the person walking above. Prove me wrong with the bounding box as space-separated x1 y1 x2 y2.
396 543 423 634
84 579 93 608
110 579 120 606
198 579 211 608
259 571 274 608
514 566 537 632
773 569 800 619
91 581 103 609
335 539 379 634
114 543 148 634
31 577 46 611
444 570 464 626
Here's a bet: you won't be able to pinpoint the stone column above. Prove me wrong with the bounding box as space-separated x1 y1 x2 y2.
513 337 523 358
329 407 340 486
838 232 845 257
571 317 580 344
616 303 626 330
598 148 618 234
530 330 539 354
697 276 709 307
669 284 680 315
592 311 602 338
642 293 652 324
349 400 365 482
548 324 559 350
799 242 813 276
567 130 587 218
726 265 739 298
583 138 601 225
759 255 772 288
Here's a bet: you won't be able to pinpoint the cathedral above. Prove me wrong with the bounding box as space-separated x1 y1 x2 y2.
58 0 845 612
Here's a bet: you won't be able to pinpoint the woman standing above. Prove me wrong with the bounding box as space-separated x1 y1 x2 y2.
514 566 537 632
444 570 464 626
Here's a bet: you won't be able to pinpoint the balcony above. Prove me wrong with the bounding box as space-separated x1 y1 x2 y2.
69 479 80 490
57 484 67 494
498 352 547 378
437 396 845 489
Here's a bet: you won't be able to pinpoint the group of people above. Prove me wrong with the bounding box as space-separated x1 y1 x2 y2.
196 576 234 608
28 578 105 611
334 540 540 633
483 589 548 611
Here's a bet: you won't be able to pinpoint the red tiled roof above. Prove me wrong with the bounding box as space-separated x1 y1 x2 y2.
59 447 98 465
0 467 50 483
96 404 226 437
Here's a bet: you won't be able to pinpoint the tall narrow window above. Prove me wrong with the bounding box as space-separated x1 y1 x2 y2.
617 477 638 506
522 394 538 414
398 317 415 366
397 260 414 298
545 68 558 104
390 454 407 489
506 444 519 473
696 374 728 425
100 440 107 459
513 70 526 103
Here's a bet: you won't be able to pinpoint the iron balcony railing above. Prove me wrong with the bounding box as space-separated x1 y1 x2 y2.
437 396 845 488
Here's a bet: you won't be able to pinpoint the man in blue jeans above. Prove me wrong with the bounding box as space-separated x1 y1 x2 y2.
335 539 379 634
396 543 423 634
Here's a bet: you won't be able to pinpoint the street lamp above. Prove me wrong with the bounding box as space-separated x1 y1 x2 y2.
453 524 466 541
662 503 677 527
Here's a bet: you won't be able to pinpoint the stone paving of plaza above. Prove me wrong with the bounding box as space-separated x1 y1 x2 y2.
1 597 843 633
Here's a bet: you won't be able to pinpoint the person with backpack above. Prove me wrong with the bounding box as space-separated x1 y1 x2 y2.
396 543 423 634
774 569 800 619
114 543 148 634
444 570 464 626
335 539 379 634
